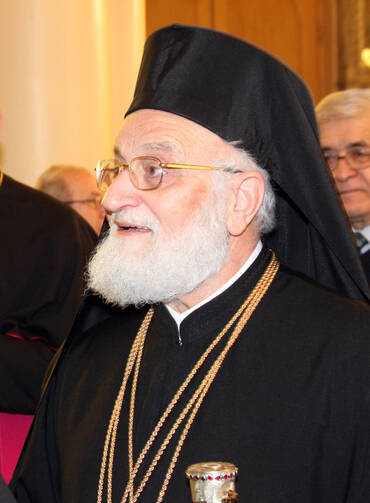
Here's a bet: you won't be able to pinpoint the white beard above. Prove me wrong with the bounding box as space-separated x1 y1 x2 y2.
86 187 230 308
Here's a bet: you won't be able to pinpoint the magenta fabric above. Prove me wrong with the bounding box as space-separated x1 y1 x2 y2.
0 413 33 483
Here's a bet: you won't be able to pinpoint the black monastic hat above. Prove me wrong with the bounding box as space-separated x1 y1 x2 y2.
125 24 369 301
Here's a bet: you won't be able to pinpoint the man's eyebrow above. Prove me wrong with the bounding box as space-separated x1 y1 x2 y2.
141 141 177 153
346 141 369 148
321 141 370 152
321 146 335 152
113 142 176 160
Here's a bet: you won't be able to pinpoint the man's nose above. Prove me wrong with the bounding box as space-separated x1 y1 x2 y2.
333 156 357 182
102 169 139 213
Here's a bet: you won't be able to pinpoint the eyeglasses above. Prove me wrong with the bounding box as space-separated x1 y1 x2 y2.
64 196 102 207
95 156 230 192
322 146 370 172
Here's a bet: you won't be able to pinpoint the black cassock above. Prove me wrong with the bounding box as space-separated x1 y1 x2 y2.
11 247 370 502
0 175 97 413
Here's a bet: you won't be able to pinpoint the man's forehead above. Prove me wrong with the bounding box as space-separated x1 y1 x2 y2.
116 109 229 160
320 115 370 146
114 142 178 163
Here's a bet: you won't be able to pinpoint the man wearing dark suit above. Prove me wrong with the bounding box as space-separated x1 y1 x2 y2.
316 89 370 283
0 108 98 482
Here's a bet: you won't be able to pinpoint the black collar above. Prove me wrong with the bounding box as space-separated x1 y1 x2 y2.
154 247 273 346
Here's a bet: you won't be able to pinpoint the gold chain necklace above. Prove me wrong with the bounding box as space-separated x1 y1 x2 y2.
0 168 3 188
98 252 279 503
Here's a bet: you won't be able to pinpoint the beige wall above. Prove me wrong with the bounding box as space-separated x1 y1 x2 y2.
0 0 145 186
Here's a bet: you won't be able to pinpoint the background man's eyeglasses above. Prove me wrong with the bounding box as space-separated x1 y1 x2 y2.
64 196 102 207
95 156 229 191
322 146 370 172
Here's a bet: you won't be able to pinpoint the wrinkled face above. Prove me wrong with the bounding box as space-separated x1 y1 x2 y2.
87 109 239 307
102 109 237 254
320 115 370 228
65 170 105 234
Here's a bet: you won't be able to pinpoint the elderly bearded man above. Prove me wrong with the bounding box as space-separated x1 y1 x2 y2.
11 25 370 503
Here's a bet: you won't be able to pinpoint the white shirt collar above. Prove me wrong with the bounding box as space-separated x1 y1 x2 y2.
353 225 370 255
354 224 370 243
165 241 263 328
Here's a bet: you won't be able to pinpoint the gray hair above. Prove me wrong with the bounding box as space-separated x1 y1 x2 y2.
315 88 370 124
35 165 88 201
213 142 276 235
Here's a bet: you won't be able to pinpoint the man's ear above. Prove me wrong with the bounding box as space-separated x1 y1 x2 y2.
226 171 265 236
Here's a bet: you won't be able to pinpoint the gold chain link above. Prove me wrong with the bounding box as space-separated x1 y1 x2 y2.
97 253 279 503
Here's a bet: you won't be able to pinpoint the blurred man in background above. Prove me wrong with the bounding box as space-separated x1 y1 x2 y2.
36 164 105 235
316 89 370 283
0 110 97 482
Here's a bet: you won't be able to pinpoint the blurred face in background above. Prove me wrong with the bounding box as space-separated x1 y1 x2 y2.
63 169 105 235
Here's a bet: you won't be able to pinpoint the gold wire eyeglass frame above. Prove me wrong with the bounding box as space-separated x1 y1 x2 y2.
95 156 229 191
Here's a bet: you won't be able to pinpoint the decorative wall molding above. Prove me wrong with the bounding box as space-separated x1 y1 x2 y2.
338 0 370 88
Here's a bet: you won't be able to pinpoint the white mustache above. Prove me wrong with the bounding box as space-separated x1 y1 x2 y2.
109 209 160 232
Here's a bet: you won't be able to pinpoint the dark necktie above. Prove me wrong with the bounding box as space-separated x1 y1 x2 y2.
354 232 370 255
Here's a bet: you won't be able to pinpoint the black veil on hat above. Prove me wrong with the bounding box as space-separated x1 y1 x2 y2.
126 24 369 302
